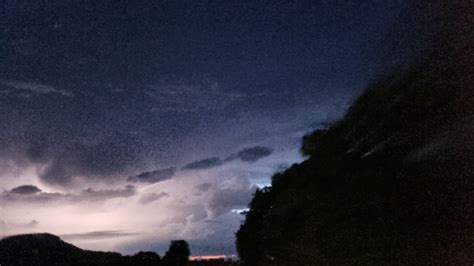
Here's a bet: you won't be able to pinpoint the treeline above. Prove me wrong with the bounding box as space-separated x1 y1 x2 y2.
236 8 473 265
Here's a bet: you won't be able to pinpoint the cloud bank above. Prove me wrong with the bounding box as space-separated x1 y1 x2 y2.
10 185 42 195
225 146 274 162
128 168 175 184
182 157 223 170
1 185 137 204
181 146 274 171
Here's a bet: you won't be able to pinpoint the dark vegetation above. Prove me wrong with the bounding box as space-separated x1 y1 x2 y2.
0 233 235 266
236 10 473 264
0 233 127 266
163 240 191 265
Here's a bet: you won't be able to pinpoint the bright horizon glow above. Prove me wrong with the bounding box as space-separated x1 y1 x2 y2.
190 255 236 261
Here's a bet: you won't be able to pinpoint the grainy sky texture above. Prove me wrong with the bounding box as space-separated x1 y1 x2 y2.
0 0 409 256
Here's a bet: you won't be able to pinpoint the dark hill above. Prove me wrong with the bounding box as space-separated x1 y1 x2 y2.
236 5 473 265
0 233 161 266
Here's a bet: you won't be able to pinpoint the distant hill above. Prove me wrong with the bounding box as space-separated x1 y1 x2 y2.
0 233 238 266
236 4 473 265
0 233 161 266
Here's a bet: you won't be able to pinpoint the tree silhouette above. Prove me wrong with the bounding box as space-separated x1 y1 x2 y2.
163 240 190 266
235 17 474 264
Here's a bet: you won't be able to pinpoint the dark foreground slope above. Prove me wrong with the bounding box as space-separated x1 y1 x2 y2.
236 13 473 266
0 233 161 266
0 233 237 266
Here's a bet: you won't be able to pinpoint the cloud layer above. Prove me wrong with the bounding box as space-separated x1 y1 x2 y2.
0 144 301 256
128 168 175 184
10 185 42 195
61 230 140 241
182 146 274 171
225 146 274 163
182 157 223 170
1 185 137 204
129 146 274 185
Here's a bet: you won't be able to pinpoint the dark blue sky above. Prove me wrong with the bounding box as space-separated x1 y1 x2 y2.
0 0 411 256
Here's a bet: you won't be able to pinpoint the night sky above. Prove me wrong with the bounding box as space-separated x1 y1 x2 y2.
0 0 407 256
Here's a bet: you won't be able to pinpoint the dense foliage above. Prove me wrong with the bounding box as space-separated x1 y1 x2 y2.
163 240 191 266
236 29 473 265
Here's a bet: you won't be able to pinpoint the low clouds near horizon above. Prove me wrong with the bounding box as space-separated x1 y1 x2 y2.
0 145 301 256
60 230 140 241
10 185 42 195
224 146 273 163
1 184 137 204
182 146 273 171
182 157 223 170
128 146 274 184
128 168 176 184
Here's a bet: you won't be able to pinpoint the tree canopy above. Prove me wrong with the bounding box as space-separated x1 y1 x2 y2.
163 240 191 266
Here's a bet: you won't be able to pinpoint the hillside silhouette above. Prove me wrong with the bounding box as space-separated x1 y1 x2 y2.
0 233 127 266
0 233 236 266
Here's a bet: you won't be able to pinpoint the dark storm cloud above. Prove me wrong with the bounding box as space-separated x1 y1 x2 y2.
181 157 223 170
225 146 273 163
11 132 144 187
1 189 64 203
79 185 136 201
1 185 137 203
128 167 175 184
0 0 394 192
181 146 273 171
139 192 170 205
10 185 42 194
60 230 139 241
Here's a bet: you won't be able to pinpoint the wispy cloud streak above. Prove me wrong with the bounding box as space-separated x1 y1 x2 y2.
1 80 73 97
